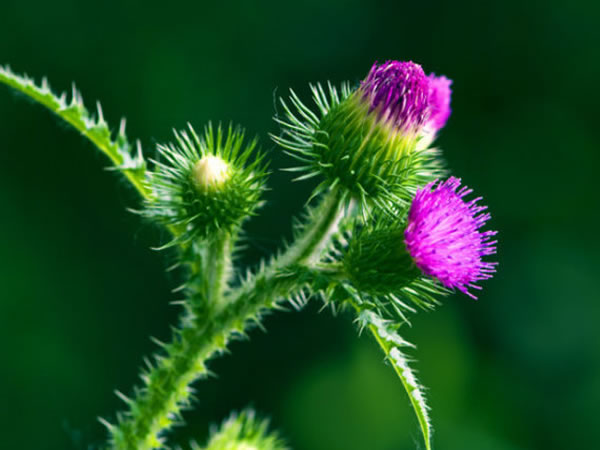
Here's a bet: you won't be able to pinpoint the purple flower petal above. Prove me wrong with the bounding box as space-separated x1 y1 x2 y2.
404 177 497 298
360 61 431 132
427 74 452 132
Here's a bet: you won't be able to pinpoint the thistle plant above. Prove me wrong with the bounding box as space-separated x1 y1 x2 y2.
0 59 497 450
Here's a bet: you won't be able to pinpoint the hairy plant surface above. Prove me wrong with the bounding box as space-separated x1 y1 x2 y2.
0 60 497 450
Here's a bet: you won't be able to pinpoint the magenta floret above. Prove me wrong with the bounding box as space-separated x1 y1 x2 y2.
404 177 497 298
360 60 431 131
427 74 453 132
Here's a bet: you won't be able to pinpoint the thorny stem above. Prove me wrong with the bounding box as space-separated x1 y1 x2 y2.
110 186 345 449
0 68 150 199
203 230 233 308
346 297 432 450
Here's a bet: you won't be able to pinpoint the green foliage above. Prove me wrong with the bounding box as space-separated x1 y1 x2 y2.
341 222 449 318
343 226 421 295
273 83 446 215
104 278 288 449
143 124 268 248
0 66 147 197
355 307 433 450
105 186 346 449
1 64 469 450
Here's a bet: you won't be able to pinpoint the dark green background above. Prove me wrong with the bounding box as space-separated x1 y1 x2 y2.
1 1 598 449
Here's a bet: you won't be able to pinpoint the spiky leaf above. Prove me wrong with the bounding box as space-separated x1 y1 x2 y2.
0 66 147 197
355 307 433 450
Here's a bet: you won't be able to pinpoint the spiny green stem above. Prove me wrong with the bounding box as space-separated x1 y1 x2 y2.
348 299 432 450
369 327 431 450
0 66 149 199
109 270 300 449
207 232 233 305
192 231 234 310
277 185 345 267
109 187 345 449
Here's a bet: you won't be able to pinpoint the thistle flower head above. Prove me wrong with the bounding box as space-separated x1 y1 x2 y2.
426 73 452 133
143 123 268 246
360 60 431 133
404 177 497 298
274 60 449 214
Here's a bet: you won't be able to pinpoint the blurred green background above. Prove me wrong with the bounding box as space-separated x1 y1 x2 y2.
1 0 599 449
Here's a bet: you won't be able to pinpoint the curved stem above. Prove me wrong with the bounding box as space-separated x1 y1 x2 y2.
109 270 300 450
347 298 432 450
0 66 149 199
277 185 345 267
109 186 345 449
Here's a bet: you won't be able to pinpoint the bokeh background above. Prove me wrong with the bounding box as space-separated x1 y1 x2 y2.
1 1 599 449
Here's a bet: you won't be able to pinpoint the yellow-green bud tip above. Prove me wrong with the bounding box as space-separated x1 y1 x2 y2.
193 155 230 191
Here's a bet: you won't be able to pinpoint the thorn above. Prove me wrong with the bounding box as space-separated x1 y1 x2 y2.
71 83 78 104
166 261 180 272
252 317 267 333
97 416 114 431
96 102 105 124
143 356 153 371
114 390 131 405
136 140 143 159
119 118 127 137
171 283 187 293
150 336 167 348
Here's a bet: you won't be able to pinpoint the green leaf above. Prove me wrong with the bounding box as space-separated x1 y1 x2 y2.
0 65 148 198
355 307 433 450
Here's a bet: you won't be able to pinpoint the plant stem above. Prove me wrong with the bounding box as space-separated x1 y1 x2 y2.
346 298 432 450
0 67 150 199
109 186 345 449
197 230 233 309
277 185 345 267
109 271 299 449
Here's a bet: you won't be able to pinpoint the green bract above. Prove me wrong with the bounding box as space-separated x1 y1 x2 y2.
344 226 420 295
330 222 448 322
143 123 268 247
193 410 288 450
273 84 445 214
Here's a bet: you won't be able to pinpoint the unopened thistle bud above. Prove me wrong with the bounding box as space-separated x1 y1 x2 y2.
192 154 230 192
144 123 268 246
343 177 497 305
274 60 452 212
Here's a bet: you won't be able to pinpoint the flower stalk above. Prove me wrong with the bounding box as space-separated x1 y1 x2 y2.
108 186 345 448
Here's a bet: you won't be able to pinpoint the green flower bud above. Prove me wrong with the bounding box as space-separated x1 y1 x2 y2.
343 227 420 295
339 221 449 313
273 62 447 214
144 123 268 246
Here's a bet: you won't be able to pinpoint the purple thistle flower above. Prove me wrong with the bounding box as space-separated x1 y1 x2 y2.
360 60 431 132
404 177 497 299
427 73 453 132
